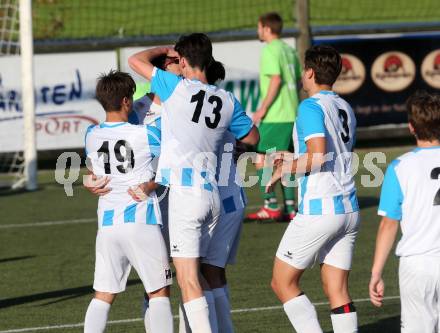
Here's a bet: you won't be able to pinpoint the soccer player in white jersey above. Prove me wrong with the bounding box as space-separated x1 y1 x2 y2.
83 71 173 333
369 91 440 333
267 45 359 333
128 33 259 333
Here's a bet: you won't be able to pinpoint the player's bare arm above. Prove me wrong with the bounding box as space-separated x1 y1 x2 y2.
128 46 172 80
83 168 112 196
127 180 159 202
238 125 260 146
266 136 326 192
369 216 399 307
253 74 281 124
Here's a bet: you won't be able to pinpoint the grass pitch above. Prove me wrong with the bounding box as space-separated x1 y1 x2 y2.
32 0 440 41
0 146 409 332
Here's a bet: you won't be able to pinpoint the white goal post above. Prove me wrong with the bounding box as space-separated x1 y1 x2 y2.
19 0 37 190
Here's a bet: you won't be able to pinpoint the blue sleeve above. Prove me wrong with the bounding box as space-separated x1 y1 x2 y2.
298 98 325 141
378 160 403 221
150 67 181 102
146 123 161 158
228 97 253 140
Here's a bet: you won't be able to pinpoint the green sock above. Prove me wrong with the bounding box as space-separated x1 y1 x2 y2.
281 175 296 213
257 168 278 209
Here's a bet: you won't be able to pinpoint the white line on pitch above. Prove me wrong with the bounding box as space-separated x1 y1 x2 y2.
0 218 95 229
0 295 400 333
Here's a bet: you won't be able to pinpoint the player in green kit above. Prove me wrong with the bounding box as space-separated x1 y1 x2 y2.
248 12 301 222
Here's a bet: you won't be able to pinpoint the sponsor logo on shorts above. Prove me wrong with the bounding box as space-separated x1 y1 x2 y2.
172 244 179 252
284 251 293 260
421 49 440 89
333 54 366 95
371 51 415 92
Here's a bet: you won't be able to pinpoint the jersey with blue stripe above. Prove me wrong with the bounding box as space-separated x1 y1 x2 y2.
150 67 253 189
217 131 247 214
129 94 162 126
378 147 440 257
293 91 358 215
85 122 162 228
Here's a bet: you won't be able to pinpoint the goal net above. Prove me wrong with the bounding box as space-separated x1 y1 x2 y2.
0 0 25 189
0 0 36 190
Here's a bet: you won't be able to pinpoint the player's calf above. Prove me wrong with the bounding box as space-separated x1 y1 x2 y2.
84 292 116 333
271 258 323 333
320 264 357 333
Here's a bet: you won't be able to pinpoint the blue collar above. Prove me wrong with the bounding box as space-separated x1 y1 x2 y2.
99 122 127 128
319 90 336 95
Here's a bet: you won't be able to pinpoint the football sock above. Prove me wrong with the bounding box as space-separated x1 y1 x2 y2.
213 287 234 333
84 298 111 333
283 294 323 333
179 303 191 333
282 180 296 213
204 291 219 333
331 303 358 333
183 296 212 333
257 168 278 209
143 294 152 333
149 297 174 333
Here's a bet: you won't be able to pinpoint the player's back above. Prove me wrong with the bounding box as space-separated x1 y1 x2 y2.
379 148 440 257
217 131 247 213
85 122 161 227
294 91 357 215
151 68 252 189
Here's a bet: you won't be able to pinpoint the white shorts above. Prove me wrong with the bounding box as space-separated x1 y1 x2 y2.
168 186 221 258
201 207 245 268
276 212 360 270
399 256 440 333
93 223 172 294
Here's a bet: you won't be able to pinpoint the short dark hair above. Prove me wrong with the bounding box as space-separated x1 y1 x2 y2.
96 70 135 112
206 60 225 85
175 33 213 71
259 12 283 35
305 45 342 86
407 91 440 141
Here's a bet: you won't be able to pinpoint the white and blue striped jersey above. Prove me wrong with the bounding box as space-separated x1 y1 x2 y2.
378 147 440 257
130 93 246 214
150 67 253 190
85 122 162 228
129 94 162 126
293 91 358 215
217 131 247 215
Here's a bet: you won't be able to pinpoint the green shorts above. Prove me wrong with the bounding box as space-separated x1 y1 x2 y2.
256 122 294 154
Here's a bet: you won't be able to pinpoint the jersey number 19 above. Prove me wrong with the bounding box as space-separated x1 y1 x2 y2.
97 140 135 174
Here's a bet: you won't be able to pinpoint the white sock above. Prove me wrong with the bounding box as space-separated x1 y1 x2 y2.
183 297 212 333
223 285 230 300
149 297 174 333
179 303 192 333
331 312 358 333
213 288 234 333
143 296 152 333
204 291 219 333
84 298 111 333
283 294 323 333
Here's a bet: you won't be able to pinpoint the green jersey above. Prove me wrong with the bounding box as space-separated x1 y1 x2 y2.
259 39 301 123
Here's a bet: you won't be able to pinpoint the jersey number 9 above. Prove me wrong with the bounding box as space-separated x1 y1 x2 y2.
97 140 135 174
